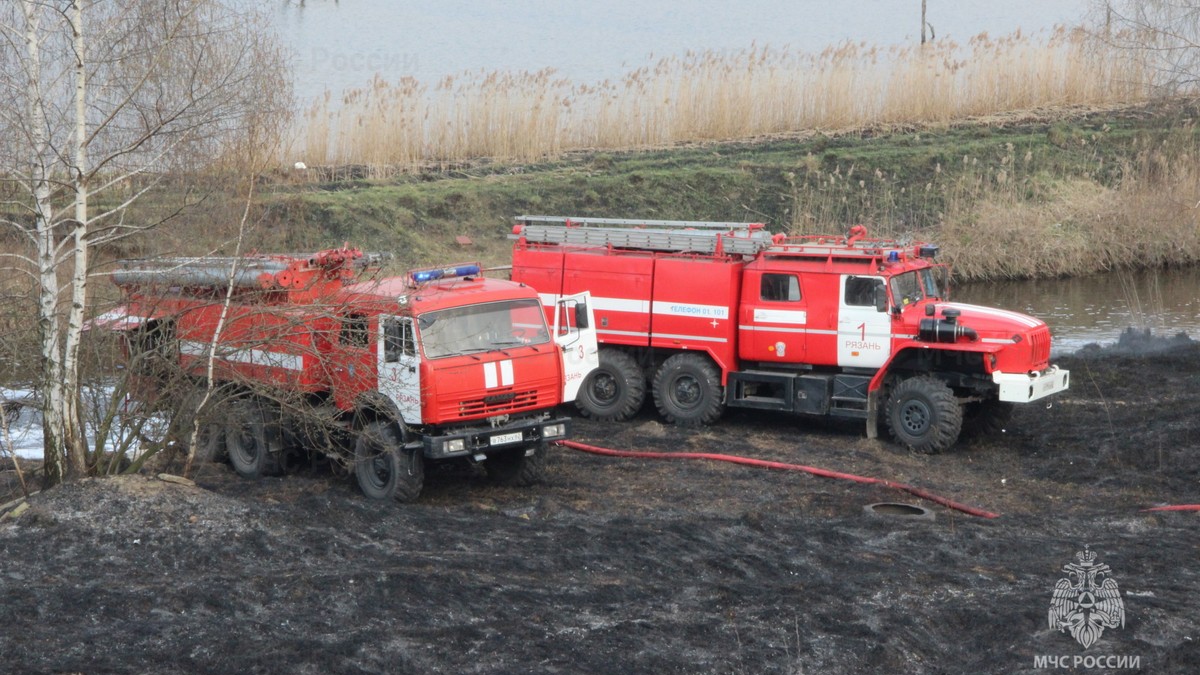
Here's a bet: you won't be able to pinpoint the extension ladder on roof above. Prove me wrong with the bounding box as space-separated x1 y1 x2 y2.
512 215 776 256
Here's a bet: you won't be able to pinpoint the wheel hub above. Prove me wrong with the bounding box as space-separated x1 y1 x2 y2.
900 400 931 434
592 373 618 403
370 454 391 486
673 376 701 408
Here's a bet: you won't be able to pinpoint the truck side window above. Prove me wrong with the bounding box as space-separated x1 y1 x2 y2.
845 276 883 307
384 318 416 363
761 274 801 302
383 319 401 362
341 314 370 348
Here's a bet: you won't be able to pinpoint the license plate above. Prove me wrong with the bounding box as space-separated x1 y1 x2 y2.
489 432 524 446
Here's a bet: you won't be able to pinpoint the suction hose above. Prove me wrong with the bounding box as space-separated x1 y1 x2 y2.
558 440 1000 519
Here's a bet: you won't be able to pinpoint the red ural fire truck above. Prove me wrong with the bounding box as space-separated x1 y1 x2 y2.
97 246 598 501
510 216 1070 453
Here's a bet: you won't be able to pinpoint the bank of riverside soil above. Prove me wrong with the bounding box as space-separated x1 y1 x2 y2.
1 333 1197 675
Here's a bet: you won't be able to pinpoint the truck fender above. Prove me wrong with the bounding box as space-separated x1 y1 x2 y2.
352 392 409 436
865 342 1002 440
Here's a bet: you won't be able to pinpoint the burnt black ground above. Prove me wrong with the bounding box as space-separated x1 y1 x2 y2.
1 335 1197 675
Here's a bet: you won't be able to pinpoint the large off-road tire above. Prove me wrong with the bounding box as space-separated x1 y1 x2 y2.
354 421 423 503
885 376 964 454
652 353 725 427
576 349 646 421
225 399 281 479
485 442 547 487
172 388 227 463
962 399 1015 437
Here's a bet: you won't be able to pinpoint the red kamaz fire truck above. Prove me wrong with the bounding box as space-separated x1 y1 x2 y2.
510 216 1069 453
94 246 598 501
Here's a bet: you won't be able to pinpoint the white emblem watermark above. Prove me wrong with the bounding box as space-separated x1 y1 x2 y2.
1048 547 1125 648
1033 547 1143 670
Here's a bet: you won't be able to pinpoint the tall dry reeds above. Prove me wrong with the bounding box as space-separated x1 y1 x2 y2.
782 123 1200 282
295 27 1151 174
932 135 1200 281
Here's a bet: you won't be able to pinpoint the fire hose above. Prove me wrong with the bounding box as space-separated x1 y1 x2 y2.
557 440 1001 519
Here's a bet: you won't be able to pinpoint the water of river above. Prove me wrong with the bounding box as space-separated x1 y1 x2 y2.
957 267 1200 355
273 0 1095 103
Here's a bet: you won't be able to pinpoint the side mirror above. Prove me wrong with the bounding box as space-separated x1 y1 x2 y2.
873 285 888 313
574 302 590 329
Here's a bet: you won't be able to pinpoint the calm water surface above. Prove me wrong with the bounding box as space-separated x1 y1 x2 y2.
957 268 1200 354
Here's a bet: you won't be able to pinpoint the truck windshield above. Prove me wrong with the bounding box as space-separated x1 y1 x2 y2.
920 266 948 300
889 267 948 307
417 298 551 359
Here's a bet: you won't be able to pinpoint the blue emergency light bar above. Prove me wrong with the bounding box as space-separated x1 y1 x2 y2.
410 264 481 283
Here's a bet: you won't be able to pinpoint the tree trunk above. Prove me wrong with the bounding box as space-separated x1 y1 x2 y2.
62 0 90 477
921 0 928 45
21 0 66 487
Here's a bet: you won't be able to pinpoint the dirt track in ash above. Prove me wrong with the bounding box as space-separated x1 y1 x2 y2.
1 334 1198 675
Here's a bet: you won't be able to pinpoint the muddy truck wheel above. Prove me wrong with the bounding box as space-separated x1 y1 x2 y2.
885 376 963 454
354 421 423 503
485 441 547 487
225 399 282 479
576 348 645 422
652 353 725 427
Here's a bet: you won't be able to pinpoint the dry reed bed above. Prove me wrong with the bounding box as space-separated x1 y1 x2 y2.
787 137 1200 281
298 28 1150 174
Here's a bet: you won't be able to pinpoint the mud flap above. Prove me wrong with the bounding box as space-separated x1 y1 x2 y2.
866 390 879 440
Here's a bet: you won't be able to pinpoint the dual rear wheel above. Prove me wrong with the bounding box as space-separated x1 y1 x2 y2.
576 348 725 428
225 399 282 479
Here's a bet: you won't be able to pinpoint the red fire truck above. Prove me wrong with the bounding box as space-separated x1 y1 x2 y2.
95 246 598 501
510 216 1069 453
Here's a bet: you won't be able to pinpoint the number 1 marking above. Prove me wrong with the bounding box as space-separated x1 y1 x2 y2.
857 322 866 340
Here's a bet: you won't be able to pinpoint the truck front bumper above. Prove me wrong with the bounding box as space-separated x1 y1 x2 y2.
419 416 571 459
993 365 1070 403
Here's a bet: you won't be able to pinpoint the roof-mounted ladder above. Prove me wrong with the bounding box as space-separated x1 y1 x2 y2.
512 215 777 256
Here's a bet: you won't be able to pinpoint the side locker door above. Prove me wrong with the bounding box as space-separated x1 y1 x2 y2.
837 275 891 369
740 270 808 363
378 316 422 424
330 313 376 409
552 291 599 402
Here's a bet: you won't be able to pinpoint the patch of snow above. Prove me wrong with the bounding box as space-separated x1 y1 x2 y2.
1 385 168 461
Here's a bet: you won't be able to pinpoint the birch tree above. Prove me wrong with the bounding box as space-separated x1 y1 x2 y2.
0 0 290 487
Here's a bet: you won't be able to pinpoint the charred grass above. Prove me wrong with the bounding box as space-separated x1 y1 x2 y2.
1 342 1198 674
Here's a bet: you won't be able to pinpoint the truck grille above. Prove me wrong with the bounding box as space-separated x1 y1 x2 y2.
1028 326 1051 366
453 389 542 418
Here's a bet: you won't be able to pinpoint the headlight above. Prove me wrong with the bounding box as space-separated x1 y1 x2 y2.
445 438 465 453
542 423 565 439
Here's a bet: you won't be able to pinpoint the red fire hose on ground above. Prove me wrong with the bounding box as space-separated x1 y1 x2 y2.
558 441 1200 518
557 440 1002 519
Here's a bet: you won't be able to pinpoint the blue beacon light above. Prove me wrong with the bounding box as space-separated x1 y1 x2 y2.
411 264 481 283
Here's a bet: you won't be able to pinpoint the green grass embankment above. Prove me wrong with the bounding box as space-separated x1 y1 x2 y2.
250 102 1200 280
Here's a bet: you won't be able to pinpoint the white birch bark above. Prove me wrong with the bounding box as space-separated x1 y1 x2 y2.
21 0 67 485
61 0 91 475
2 0 291 486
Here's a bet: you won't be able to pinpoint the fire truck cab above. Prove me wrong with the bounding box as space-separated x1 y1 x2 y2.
510 216 1069 453
97 248 598 501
